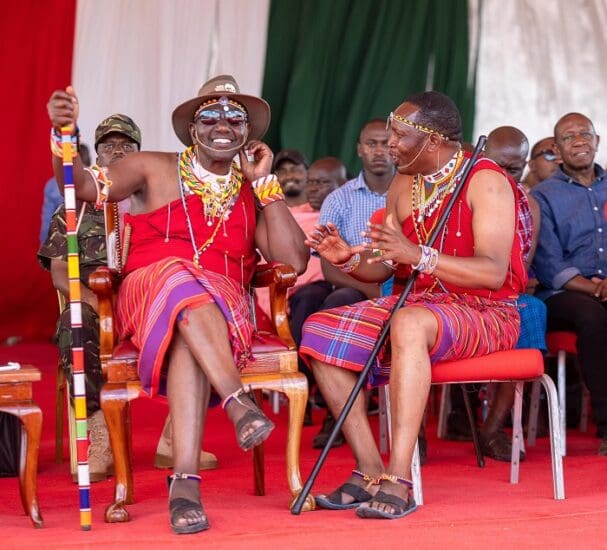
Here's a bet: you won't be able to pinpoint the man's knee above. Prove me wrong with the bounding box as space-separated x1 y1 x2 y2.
391 307 437 348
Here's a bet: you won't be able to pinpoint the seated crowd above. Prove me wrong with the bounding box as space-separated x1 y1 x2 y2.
42 77 606 534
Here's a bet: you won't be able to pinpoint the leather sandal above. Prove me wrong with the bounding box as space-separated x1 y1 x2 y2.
221 387 275 451
315 470 378 510
356 473 417 520
167 473 209 535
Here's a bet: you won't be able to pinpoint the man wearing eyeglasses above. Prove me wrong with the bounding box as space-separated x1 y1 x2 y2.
532 112 607 456
523 137 560 190
38 114 142 483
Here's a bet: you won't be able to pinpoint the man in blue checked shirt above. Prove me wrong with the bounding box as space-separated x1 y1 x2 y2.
532 112 607 456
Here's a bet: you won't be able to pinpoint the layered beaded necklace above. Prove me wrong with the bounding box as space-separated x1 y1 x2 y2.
412 148 465 243
178 146 243 268
179 145 243 226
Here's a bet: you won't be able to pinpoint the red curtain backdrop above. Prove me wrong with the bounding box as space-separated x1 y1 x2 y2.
0 0 76 342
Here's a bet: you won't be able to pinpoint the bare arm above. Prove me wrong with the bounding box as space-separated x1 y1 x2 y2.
47 88 148 202
255 202 309 274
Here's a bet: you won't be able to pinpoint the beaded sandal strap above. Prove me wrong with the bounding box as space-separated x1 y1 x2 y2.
352 469 380 489
169 472 202 482
221 388 247 410
379 473 413 488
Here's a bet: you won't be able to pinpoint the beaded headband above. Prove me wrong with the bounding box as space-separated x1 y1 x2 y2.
387 112 448 140
194 96 248 120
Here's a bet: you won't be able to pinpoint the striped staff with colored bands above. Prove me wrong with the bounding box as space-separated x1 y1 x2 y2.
61 125 92 530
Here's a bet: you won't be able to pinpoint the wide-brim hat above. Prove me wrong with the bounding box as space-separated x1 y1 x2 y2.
171 74 270 146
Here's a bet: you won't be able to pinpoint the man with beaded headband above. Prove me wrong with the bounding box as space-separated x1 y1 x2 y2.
299 91 528 519
47 75 308 535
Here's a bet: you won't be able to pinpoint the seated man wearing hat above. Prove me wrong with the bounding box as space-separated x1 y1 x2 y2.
47 75 308 535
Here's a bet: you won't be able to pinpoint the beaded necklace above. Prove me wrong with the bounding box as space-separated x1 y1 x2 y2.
179 145 243 226
413 148 464 225
178 148 243 268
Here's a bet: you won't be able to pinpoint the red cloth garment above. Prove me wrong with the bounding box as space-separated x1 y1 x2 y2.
116 180 259 397
300 155 525 383
395 156 528 299
123 183 258 288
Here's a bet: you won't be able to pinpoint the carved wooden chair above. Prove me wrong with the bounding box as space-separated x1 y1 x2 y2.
89 203 314 523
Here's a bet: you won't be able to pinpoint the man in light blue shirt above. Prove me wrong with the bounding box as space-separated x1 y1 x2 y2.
532 112 607 455
308 119 395 448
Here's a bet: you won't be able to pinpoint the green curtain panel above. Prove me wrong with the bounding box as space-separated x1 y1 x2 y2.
262 0 476 175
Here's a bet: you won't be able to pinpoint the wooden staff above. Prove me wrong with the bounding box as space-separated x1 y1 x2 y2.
291 135 488 515
61 126 92 530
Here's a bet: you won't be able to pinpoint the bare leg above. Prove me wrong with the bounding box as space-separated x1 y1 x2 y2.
176 303 272 445
166 333 209 530
364 306 437 515
312 358 383 503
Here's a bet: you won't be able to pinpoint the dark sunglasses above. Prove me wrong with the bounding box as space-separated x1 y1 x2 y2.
196 109 247 126
531 149 557 162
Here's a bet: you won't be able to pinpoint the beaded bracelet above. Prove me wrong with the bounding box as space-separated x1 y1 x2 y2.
85 164 112 208
50 128 78 158
411 245 439 275
333 253 361 273
251 174 285 208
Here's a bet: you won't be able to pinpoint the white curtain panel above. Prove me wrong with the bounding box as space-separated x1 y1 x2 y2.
72 0 270 153
475 0 607 166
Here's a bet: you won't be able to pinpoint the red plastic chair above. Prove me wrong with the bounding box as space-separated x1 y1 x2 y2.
528 331 590 456
382 348 565 505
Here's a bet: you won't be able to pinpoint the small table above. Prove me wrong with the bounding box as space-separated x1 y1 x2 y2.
0 366 43 528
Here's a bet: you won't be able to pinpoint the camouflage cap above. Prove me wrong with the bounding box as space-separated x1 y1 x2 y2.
94 114 141 149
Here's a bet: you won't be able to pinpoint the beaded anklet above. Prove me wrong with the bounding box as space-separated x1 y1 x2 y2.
352 469 379 489
379 473 413 488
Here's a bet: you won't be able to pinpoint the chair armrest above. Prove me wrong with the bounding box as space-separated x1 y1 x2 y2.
252 262 297 350
89 266 121 363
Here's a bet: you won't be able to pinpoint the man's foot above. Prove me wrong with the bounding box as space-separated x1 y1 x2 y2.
87 410 113 482
168 473 209 535
303 401 313 427
479 429 525 462
221 388 275 451
356 474 417 519
155 415 218 470
315 469 380 510
445 409 473 441
312 412 345 449
598 437 607 456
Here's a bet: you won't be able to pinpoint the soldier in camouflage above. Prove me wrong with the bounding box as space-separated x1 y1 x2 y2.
38 114 141 482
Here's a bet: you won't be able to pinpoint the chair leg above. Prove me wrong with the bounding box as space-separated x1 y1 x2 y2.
557 350 567 455
539 374 565 500
527 379 541 446
101 382 137 523
252 389 265 496
579 384 591 433
241 372 314 511
411 439 423 505
510 382 524 484
461 384 484 467
437 384 451 439
55 361 64 464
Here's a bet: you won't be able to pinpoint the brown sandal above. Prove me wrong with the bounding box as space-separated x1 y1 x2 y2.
221 388 275 451
167 473 209 535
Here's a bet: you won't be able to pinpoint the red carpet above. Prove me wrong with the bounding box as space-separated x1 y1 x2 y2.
1 341 607 548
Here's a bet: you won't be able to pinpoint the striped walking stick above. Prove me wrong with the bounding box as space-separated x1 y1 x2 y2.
61 125 92 530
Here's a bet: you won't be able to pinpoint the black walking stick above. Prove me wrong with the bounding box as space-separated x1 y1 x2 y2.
291 135 487 515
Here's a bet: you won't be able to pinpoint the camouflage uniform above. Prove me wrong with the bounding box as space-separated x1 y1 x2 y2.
38 203 107 415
